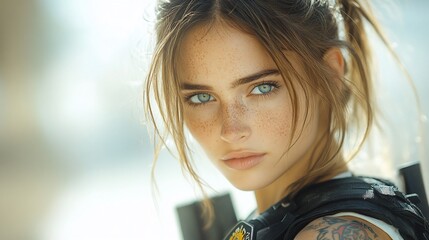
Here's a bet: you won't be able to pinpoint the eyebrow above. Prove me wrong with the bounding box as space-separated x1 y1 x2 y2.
181 69 280 91
231 69 280 88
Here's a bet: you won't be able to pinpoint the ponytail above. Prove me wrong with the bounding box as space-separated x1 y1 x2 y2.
338 0 416 156
338 0 423 179
288 0 404 198
338 0 376 158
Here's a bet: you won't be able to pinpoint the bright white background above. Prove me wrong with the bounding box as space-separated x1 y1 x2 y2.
0 0 427 240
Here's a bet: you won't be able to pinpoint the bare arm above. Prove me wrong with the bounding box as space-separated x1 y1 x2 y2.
294 216 393 240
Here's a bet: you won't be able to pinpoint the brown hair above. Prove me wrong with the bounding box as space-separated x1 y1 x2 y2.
145 0 398 221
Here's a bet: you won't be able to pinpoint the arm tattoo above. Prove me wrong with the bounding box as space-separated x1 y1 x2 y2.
302 216 380 240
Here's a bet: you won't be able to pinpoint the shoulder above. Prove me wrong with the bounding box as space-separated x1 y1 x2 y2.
294 216 392 240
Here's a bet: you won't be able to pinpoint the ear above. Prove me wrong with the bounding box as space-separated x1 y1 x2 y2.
323 48 344 79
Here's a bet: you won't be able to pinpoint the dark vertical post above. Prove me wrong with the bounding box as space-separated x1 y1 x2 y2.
176 193 238 240
399 162 429 220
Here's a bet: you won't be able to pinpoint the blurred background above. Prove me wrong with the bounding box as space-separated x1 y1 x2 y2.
0 0 427 239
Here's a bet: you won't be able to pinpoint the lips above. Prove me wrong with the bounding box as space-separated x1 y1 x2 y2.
221 151 266 170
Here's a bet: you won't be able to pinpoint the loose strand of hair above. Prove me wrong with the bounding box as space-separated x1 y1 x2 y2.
341 0 424 164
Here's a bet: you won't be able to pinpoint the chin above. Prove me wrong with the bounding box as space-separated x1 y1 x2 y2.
230 183 256 191
227 174 272 191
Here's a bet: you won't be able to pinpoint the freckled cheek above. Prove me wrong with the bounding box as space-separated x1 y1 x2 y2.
184 110 219 143
252 106 292 140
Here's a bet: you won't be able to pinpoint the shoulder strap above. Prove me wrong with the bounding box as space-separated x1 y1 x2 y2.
224 177 429 240
279 177 429 239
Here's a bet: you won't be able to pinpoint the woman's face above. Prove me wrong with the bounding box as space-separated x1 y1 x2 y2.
179 23 324 190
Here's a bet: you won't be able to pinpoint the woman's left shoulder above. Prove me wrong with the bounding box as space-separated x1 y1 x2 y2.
293 216 393 240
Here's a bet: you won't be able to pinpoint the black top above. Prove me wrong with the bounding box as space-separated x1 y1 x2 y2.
224 176 429 240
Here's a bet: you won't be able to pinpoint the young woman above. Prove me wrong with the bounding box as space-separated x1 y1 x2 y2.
145 0 429 239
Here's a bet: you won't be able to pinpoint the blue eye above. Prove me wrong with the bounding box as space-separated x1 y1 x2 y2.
188 93 214 104
251 83 275 95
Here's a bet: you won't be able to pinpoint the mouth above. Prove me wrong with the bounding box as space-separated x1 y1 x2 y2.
221 151 266 170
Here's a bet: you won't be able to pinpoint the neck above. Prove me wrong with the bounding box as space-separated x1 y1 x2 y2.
253 140 348 213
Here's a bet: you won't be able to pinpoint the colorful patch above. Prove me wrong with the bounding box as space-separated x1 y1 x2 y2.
225 221 253 240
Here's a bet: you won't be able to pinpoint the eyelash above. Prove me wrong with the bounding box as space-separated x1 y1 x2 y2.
251 81 281 97
183 80 281 107
183 92 210 107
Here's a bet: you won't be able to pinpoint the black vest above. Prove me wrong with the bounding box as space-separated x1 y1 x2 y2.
224 176 429 240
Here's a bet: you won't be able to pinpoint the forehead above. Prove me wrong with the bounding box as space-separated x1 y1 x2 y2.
178 22 277 83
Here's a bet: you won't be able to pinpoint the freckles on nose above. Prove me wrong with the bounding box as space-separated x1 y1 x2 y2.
220 100 252 140
222 100 249 121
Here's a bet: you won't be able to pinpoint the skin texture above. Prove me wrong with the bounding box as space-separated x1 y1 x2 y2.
178 22 391 238
179 21 326 200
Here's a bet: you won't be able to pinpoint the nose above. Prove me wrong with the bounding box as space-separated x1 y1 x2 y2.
220 102 251 143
